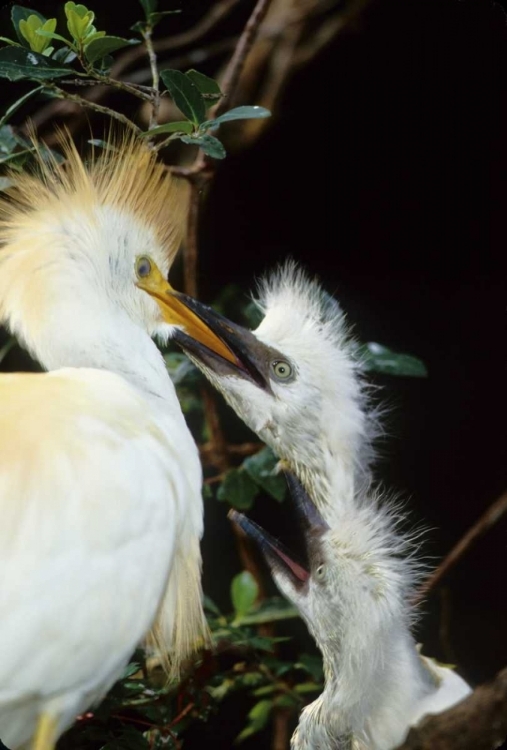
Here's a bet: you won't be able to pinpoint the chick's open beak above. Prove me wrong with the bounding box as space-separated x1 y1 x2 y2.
136 258 239 367
228 509 310 586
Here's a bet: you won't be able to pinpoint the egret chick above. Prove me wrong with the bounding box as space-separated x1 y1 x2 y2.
0 133 237 750
169 262 377 517
231 473 471 750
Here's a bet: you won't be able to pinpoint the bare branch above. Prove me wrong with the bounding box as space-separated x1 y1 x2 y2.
413 490 507 606
396 667 507 750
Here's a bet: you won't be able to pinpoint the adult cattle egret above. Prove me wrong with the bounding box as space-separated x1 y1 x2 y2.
230 473 471 750
0 133 238 750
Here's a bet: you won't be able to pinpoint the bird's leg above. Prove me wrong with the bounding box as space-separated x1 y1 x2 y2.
32 713 58 750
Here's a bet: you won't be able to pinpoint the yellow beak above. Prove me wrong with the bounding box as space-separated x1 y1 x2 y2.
136 257 238 366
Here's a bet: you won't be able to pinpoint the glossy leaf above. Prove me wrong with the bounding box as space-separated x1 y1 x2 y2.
19 16 56 54
217 468 258 510
235 699 273 743
203 105 271 130
243 447 286 502
65 2 95 42
186 69 222 99
11 5 46 46
160 69 205 125
0 86 44 127
0 338 16 363
139 0 157 18
84 35 138 64
234 596 299 626
0 47 72 81
180 134 226 160
144 120 194 136
0 37 20 47
231 571 258 618
359 342 428 378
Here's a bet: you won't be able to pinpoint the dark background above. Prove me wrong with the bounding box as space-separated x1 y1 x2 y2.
1 0 506 745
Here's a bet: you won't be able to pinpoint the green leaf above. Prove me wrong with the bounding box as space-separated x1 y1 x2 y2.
231 571 258 617
203 595 221 616
234 596 299 626
217 468 258 510
0 85 44 127
180 134 226 160
294 681 321 694
0 38 20 47
359 342 428 378
65 2 95 43
243 447 286 502
0 47 72 81
11 6 46 46
19 16 56 54
143 120 194 137
235 699 273 743
0 337 16 363
139 0 158 18
160 69 205 125
186 69 222 99
84 35 138 64
51 47 77 63
202 105 271 130
295 653 324 682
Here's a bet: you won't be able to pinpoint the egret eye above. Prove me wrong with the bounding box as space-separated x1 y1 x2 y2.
135 255 152 279
271 360 293 381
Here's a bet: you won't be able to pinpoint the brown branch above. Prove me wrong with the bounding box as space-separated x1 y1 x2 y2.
413 490 507 606
142 25 161 129
395 667 507 750
213 0 274 117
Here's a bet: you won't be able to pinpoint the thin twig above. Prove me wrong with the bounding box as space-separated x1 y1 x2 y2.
143 24 161 129
213 0 274 117
46 84 142 134
173 0 276 292
413 490 507 606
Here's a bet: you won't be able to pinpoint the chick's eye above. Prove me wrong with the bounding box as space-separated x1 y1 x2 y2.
135 256 152 279
271 360 293 380
316 564 325 579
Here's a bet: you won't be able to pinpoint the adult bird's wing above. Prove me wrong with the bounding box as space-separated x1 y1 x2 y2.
0 368 185 748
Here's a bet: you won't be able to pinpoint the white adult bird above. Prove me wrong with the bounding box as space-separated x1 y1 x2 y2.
230 473 471 750
0 133 238 750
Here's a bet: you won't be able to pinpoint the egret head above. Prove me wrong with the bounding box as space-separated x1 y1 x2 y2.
0 133 235 372
170 263 376 506
230 472 414 655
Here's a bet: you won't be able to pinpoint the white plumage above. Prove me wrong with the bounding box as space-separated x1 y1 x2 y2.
167 262 472 749
0 134 226 749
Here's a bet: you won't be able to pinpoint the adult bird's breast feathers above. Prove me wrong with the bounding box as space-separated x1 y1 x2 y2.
0 368 203 747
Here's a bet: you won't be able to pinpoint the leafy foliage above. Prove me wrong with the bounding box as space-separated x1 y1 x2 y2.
0 2 271 174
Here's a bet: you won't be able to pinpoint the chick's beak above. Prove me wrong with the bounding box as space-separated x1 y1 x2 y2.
136 260 239 367
228 509 310 586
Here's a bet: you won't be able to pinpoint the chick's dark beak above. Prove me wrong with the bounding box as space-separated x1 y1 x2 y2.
228 509 310 587
170 294 270 390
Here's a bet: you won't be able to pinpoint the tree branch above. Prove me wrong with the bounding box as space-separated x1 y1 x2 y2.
413 490 507 606
395 667 507 750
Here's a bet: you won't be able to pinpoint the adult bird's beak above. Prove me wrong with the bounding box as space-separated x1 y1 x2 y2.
228 472 328 589
135 256 240 368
